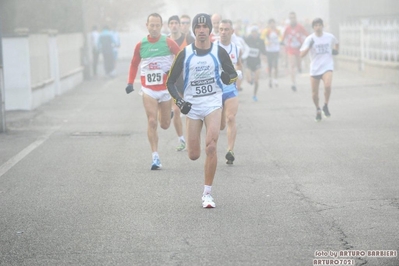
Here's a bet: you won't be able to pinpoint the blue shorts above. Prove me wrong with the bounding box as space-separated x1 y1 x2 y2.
222 90 238 105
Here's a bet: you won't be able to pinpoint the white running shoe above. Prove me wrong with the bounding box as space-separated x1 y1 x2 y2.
202 194 216 208
151 158 162 170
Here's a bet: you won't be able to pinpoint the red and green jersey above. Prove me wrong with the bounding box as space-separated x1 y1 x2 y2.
128 35 180 91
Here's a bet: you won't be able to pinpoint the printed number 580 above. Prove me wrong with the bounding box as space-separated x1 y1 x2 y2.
196 85 213 94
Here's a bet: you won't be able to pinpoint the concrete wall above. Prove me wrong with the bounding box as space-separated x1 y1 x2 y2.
336 56 399 84
3 32 84 110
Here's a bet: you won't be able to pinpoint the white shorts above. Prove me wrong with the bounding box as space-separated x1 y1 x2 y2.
186 106 222 121
141 87 171 103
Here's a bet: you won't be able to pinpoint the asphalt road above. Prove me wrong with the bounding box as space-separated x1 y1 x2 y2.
1 61 398 266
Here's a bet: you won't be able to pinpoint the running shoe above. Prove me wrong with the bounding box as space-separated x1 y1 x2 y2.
315 109 322 122
322 104 331 117
269 79 273 88
273 79 279 88
291 85 297 92
151 158 162 170
225 150 235 165
252 95 258 102
202 194 216 208
176 140 186 151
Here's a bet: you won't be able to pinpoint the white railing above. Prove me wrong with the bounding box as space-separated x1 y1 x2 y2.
340 19 399 65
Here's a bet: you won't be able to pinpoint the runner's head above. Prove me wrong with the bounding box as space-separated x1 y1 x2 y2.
312 17 323 27
211 13 222 34
248 25 259 37
219 19 234 44
146 13 163 38
312 17 323 34
180 14 191 34
192 13 212 36
268 18 276 28
168 15 181 35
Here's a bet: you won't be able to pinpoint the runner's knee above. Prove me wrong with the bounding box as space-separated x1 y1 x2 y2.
160 119 170 130
226 113 236 124
148 116 157 129
205 140 217 156
188 150 200 160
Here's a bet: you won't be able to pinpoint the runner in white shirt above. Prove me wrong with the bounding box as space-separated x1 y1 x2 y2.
231 30 249 92
300 18 339 122
217 19 243 165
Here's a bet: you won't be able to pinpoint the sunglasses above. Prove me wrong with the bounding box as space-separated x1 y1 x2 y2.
181 22 190 25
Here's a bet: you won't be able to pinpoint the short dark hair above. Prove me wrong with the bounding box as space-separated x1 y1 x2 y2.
147 13 163 24
168 15 180 24
220 19 233 27
312 18 323 27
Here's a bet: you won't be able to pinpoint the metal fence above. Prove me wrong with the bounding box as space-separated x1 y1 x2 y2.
339 19 399 64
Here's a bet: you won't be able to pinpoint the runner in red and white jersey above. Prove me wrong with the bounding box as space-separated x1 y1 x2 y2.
125 13 180 170
282 12 309 92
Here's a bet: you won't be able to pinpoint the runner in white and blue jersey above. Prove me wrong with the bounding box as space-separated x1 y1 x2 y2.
167 13 237 208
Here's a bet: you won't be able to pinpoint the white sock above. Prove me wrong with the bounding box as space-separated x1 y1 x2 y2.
152 152 159 160
179 136 185 143
203 185 212 195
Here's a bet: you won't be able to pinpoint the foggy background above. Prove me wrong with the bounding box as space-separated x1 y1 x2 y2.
1 0 398 36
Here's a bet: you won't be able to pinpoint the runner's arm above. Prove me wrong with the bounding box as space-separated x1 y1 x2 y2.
167 49 192 114
127 43 142 84
218 47 238 85
300 36 313 58
167 50 185 100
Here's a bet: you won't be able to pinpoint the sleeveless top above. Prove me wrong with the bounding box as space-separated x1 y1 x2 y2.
216 41 239 93
139 35 174 91
182 43 224 107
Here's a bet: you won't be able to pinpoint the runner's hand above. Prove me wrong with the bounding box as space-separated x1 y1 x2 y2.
236 70 243 80
332 49 339 55
175 97 192 115
125 84 134 94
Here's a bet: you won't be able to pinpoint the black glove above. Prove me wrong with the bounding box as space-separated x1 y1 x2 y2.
175 97 192 115
125 84 134 94
332 49 339 55
309 38 315 49
221 71 231 85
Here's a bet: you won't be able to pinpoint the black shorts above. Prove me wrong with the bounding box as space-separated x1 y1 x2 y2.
311 70 332 80
245 61 262 72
